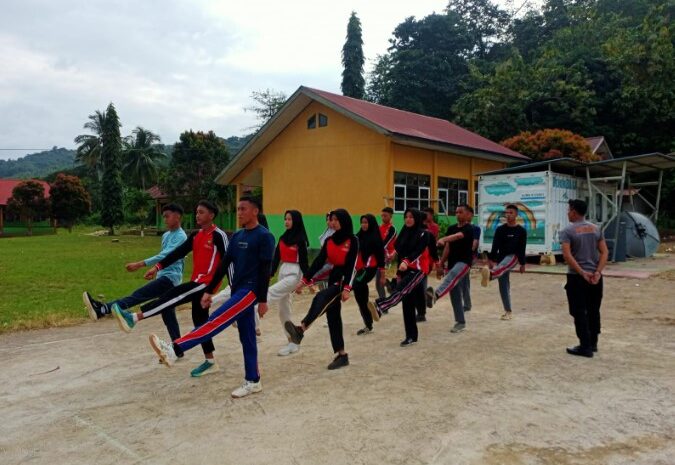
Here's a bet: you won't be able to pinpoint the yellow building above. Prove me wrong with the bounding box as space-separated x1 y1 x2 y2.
216 86 527 245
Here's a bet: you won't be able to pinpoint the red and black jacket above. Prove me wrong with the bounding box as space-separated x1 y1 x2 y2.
302 236 359 291
271 238 309 276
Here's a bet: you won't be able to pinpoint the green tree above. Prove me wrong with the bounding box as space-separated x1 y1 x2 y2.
367 12 473 120
124 188 153 237
73 110 106 180
49 173 91 232
501 128 598 162
245 89 287 130
160 130 232 211
100 103 124 235
122 127 167 190
445 0 510 59
341 11 366 99
6 180 49 235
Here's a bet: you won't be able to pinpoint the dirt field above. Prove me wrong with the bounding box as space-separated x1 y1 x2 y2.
1 271 673 465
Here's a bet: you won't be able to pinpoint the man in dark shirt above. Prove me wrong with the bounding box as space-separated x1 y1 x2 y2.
481 204 527 320
148 196 275 398
433 204 474 333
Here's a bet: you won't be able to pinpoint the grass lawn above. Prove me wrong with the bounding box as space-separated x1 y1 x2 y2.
0 227 193 333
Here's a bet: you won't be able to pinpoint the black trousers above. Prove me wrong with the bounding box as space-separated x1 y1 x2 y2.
353 268 378 329
301 284 344 353
139 281 215 355
402 271 425 341
565 274 603 349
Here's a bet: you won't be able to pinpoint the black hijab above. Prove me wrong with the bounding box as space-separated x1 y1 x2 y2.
279 210 309 247
395 208 423 256
257 212 269 229
357 214 383 259
329 208 355 243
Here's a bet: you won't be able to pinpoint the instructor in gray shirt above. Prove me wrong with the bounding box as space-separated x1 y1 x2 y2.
559 199 608 358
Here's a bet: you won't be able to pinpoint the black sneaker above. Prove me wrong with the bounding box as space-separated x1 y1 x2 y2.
566 346 593 358
284 321 304 345
384 279 394 295
400 338 417 347
591 346 598 353
425 286 435 308
327 353 349 370
416 314 427 322
356 327 373 336
83 291 104 320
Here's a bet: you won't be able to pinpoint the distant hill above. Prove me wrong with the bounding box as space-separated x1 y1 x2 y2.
0 134 252 180
0 147 76 179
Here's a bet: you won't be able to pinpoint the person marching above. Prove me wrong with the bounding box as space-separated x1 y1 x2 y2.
353 214 386 335
377 207 397 302
149 196 275 398
284 209 359 370
560 199 608 358
418 217 440 321
480 204 527 320
432 204 474 333
83 203 187 343
370 209 429 346
458 205 481 313
270 210 310 356
112 200 230 378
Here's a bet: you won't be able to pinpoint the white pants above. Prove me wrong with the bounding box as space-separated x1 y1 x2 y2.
268 262 302 339
210 286 260 329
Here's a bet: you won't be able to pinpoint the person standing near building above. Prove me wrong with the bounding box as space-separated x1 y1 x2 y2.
112 200 229 378
458 205 480 313
377 207 397 302
420 207 440 313
270 210 310 356
284 209 359 370
353 214 386 335
480 204 527 320
83 203 187 343
559 199 608 358
149 196 275 398
370 209 429 346
433 205 474 333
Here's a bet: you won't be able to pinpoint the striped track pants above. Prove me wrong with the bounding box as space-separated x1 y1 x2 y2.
375 269 425 313
435 262 471 299
490 254 518 280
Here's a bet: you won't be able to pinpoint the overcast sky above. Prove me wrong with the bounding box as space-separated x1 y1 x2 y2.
0 0 535 160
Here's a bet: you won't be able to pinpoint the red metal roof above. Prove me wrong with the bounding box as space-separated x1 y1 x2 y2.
0 179 51 206
305 87 528 160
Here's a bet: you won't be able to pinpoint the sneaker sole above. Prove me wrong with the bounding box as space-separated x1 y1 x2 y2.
450 327 466 333
149 335 173 367
191 364 220 377
481 268 490 287
367 302 380 322
82 292 98 321
112 307 132 333
284 321 303 344
232 387 262 398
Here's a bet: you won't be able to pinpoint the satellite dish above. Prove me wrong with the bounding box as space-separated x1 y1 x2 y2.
606 212 660 258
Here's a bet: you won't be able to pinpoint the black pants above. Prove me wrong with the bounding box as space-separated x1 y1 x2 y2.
139 281 215 355
353 268 378 329
416 275 429 317
402 273 424 341
301 284 344 353
565 274 603 349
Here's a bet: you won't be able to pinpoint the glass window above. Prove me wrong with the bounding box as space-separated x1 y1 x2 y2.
438 176 469 214
307 114 316 129
393 171 431 212
319 113 328 127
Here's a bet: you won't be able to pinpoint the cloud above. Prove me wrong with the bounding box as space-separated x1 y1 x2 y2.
0 0 484 160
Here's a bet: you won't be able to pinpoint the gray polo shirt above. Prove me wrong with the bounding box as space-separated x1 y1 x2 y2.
559 220 602 274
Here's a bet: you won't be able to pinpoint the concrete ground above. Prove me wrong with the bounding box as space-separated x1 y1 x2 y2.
1 271 673 465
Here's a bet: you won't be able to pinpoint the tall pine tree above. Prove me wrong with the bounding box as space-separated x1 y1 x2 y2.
341 11 365 99
100 103 124 235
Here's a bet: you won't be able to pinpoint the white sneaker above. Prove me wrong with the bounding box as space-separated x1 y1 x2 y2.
231 379 262 398
277 342 300 356
149 334 177 367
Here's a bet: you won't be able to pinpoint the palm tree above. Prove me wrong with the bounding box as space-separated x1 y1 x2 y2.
73 110 106 180
122 127 166 191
